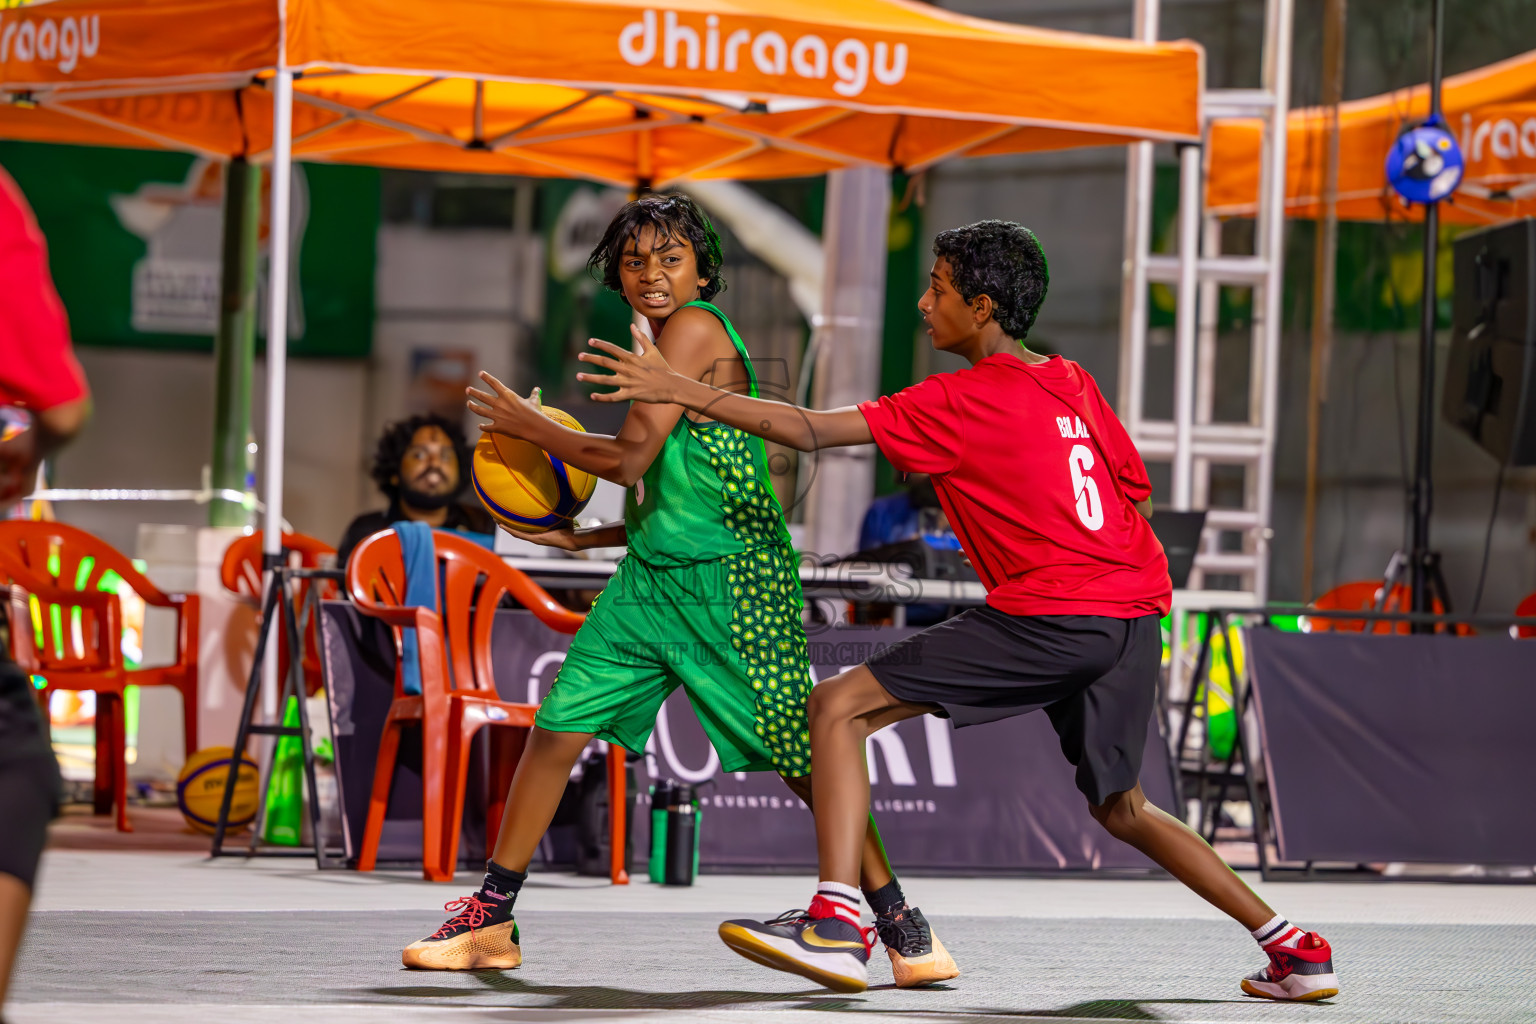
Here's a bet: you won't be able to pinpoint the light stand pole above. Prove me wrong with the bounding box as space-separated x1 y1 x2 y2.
1408 0 1446 621
1382 0 1453 627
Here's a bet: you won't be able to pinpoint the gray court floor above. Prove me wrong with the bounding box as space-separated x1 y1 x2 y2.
10 852 1536 1024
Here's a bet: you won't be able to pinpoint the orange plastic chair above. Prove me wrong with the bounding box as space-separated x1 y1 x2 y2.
1304 580 1452 635
1 548 119 678
220 531 337 697
347 528 627 883
0 521 200 831
1515 592 1536 639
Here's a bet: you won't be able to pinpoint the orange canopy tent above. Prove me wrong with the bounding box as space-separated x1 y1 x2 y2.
0 0 1204 575
0 0 1201 187
1207 48 1536 225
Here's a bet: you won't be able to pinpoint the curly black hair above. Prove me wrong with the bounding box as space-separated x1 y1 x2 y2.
371 413 471 502
587 192 726 304
932 220 1050 340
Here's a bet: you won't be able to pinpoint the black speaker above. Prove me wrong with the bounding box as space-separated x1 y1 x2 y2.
1443 217 1536 465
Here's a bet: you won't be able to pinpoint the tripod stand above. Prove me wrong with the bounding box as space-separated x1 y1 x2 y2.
209 562 345 867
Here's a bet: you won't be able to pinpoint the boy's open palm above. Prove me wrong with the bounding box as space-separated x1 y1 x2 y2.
578 325 681 405
467 372 542 439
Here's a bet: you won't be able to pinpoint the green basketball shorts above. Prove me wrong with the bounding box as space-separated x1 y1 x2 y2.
534 545 813 777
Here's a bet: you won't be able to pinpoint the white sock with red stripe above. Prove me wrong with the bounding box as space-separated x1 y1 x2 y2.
812 881 862 928
1252 914 1304 949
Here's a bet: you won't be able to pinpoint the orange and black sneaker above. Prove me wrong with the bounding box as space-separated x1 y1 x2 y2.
718 898 874 993
402 891 522 970
1241 931 1339 1001
875 904 960 988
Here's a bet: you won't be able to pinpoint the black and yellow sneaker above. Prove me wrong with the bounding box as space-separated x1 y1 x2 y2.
402 892 522 970
875 904 960 988
718 899 873 993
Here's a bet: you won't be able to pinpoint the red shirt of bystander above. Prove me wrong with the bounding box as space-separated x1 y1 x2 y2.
859 352 1171 618
0 165 87 411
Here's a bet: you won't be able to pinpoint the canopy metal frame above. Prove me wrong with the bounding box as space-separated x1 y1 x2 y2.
1119 0 1295 708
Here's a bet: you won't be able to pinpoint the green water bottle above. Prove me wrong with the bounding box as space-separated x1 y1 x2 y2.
648 780 673 884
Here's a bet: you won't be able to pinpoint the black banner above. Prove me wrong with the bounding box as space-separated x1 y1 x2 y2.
1247 628 1536 865
320 603 1177 872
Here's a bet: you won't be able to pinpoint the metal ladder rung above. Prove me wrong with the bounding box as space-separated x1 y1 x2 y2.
1202 508 1261 531
1145 254 1271 285
1194 552 1260 574
1136 421 1267 444
1135 437 1263 461
1204 88 1279 121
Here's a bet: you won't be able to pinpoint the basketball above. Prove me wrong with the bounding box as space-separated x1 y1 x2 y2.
470 405 596 533
177 746 260 835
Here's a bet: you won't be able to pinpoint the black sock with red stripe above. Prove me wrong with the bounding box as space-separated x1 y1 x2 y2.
863 877 908 919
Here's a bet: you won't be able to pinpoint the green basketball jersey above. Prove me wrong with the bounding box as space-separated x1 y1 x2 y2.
624 301 792 567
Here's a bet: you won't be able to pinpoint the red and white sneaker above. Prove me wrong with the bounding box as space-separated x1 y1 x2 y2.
1241 931 1340 1001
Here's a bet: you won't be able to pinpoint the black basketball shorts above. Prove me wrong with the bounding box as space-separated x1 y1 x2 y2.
0 656 63 890
866 607 1161 806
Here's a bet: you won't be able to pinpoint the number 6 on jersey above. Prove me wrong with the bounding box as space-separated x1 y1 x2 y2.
1068 444 1103 531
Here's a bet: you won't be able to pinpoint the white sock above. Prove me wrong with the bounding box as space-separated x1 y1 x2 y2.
1252 914 1303 949
814 881 862 927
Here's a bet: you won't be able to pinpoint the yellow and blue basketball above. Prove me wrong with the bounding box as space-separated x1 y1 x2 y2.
177 746 260 835
471 406 596 533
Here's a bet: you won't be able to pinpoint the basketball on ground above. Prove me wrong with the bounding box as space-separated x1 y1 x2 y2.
177 746 259 835
471 405 596 533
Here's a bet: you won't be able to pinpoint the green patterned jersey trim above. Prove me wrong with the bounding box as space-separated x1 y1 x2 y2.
624 300 792 568
726 544 812 776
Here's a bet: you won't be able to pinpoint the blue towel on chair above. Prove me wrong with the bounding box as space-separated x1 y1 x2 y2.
394 521 437 696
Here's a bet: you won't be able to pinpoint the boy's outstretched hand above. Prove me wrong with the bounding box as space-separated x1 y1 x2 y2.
577 325 681 405
467 372 543 439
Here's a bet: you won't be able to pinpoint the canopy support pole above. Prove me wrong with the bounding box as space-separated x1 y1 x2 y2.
261 68 295 721
804 167 890 565
1116 0 1158 425
1301 0 1347 601
1172 142 1202 511
210 156 262 528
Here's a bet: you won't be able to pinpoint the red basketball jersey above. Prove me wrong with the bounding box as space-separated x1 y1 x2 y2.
0 166 86 411
859 353 1171 618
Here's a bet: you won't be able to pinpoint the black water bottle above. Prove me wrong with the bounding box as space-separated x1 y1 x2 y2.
663 783 697 886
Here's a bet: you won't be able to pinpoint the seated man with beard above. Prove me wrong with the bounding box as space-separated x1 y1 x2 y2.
337 413 494 568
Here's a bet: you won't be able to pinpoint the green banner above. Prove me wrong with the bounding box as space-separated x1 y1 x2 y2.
0 141 378 358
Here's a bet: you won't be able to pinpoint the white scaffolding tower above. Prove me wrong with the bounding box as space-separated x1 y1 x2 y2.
1119 0 1295 605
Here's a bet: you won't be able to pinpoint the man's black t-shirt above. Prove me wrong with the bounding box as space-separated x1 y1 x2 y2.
335 500 494 570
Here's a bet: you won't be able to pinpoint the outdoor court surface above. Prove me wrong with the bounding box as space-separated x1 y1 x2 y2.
13 850 1536 1024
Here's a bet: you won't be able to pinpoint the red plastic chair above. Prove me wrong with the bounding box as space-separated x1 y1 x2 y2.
347 529 627 883
1304 580 1455 635
220 531 337 697
1515 592 1536 639
0 521 200 831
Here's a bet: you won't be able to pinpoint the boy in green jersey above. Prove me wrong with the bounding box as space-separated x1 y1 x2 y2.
402 194 958 988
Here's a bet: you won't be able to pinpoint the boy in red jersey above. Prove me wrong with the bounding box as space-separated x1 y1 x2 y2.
578 220 1340 1002
0 164 90 1020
